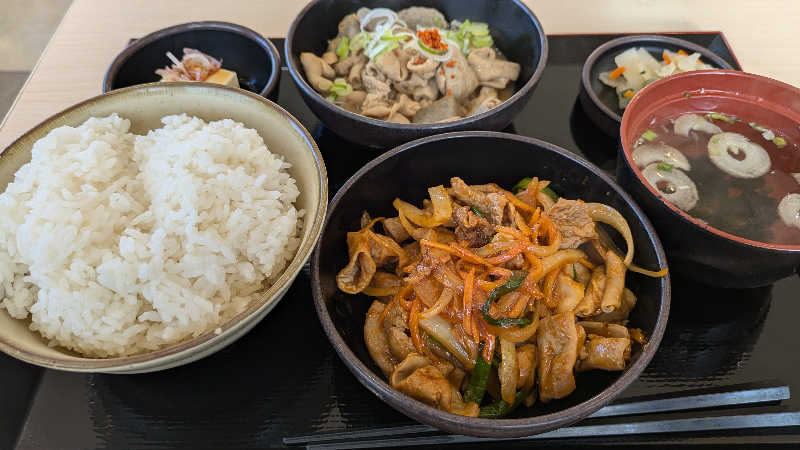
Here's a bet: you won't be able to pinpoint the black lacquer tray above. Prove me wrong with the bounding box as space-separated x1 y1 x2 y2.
4 33 800 449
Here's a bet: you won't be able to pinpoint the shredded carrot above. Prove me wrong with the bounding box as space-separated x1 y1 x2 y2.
447 88 452 96
662 50 671 65
446 59 456 68
471 314 480 343
502 190 536 212
623 90 634 99
378 284 413 324
409 296 423 353
677 49 688 56
462 268 475 335
609 66 626 80
486 242 525 265
523 251 544 282
478 279 505 291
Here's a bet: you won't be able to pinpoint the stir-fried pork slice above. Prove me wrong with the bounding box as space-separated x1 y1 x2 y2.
390 353 480 417
364 301 397 377
448 177 506 223
538 312 585 402
549 198 598 249
397 6 447 30
336 229 377 293
576 334 631 372
452 205 495 247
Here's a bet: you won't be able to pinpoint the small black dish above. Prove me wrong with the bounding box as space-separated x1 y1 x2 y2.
580 35 734 137
285 0 548 149
103 21 281 101
312 131 670 437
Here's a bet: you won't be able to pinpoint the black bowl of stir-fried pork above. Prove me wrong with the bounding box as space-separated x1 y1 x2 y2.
286 0 548 148
311 132 670 437
104 21 281 100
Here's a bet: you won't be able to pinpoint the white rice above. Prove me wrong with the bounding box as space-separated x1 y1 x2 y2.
0 114 303 357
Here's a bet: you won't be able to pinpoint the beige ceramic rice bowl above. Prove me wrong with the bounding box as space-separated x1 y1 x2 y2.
0 82 327 373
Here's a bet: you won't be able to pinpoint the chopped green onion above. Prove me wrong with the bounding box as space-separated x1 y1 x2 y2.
380 34 408 41
541 186 559 201
325 93 337 102
470 34 493 48
641 130 658 141
512 177 532 193
706 112 737 123
329 78 352 97
335 36 350 61
482 271 531 328
464 21 490 36
684 92 691 99
657 162 674 172
774 136 787 148
572 264 578 282
471 206 485 218
373 40 399 59
463 343 491 405
478 389 529 418
749 122 769 133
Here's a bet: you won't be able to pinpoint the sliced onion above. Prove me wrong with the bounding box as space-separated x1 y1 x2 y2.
632 143 691 171
498 338 518 404
585 203 635 266
707 132 771 179
778 193 800 230
641 163 699 212
359 8 397 32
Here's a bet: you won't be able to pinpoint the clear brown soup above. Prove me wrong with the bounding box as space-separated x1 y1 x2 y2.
645 112 800 245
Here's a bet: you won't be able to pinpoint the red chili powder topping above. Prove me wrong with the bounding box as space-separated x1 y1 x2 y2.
417 29 448 52
414 57 425 65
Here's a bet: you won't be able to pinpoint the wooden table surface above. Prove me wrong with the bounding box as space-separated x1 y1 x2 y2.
1 0 799 150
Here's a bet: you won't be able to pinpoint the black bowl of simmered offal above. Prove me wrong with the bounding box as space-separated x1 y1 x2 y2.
286 0 548 149
312 132 670 437
619 70 800 288
104 21 281 101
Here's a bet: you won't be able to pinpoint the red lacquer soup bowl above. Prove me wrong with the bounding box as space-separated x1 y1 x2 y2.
618 70 800 288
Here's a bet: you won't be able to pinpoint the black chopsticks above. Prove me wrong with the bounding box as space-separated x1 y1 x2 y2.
283 385 791 447
305 411 800 449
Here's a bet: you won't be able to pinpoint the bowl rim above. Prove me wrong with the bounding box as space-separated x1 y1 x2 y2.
102 21 282 98
619 68 800 252
284 0 549 132
311 130 671 437
581 34 735 125
0 81 328 371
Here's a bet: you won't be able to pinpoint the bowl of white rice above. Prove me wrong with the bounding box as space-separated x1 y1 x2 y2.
0 82 327 373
